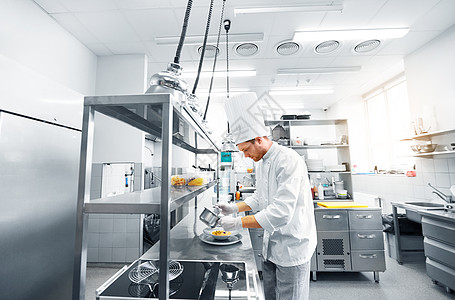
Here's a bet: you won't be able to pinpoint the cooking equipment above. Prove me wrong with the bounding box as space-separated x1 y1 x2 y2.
128 260 183 284
97 260 248 299
199 206 221 228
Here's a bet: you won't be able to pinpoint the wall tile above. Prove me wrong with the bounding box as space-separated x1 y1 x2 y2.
421 159 435 173
415 159 423 173
448 158 455 173
99 248 112 262
113 232 127 247
99 218 114 232
422 173 436 186
112 248 127 262
450 173 455 185
413 173 424 186
435 173 450 188
126 232 140 247
99 233 113 247
127 218 140 232
87 217 100 233
87 232 100 247
87 248 99 262
113 219 127 233
434 159 449 173
413 185 426 200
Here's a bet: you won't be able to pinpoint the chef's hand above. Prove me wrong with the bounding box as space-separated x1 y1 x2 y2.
219 216 242 231
216 202 239 215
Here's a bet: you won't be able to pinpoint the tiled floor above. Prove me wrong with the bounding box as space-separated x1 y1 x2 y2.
85 255 455 299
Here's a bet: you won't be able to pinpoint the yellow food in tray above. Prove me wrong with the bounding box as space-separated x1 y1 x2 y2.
188 177 204 186
212 230 231 236
171 175 186 186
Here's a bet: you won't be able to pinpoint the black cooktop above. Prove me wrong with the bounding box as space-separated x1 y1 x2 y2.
97 260 247 299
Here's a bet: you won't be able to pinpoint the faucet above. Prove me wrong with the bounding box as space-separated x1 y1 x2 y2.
428 183 453 203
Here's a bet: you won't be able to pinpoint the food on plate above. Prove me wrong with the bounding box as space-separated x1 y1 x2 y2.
188 177 204 186
171 175 186 186
212 230 231 237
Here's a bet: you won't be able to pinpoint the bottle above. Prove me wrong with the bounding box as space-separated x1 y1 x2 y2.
310 179 315 199
318 182 324 200
235 184 241 201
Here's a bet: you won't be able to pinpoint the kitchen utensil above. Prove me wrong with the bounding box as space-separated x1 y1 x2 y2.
199 206 221 228
128 260 184 284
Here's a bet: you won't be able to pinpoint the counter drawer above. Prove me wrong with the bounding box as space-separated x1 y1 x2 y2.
249 228 264 251
350 230 384 250
315 210 348 231
351 250 386 272
422 217 455 246
349 210 382 230
424 237 455 269
426 257 455 291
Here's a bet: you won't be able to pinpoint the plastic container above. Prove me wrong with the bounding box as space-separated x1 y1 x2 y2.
318 183 324 200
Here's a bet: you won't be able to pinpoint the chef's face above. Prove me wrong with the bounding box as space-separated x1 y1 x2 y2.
237 138 266 162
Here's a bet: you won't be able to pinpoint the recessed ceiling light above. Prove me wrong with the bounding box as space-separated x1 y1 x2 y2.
293 27 409 42
315 40 340 54
277 67 361 75
235 43 259 56
276 41 300 56
197 45 220 58
354 39 381 53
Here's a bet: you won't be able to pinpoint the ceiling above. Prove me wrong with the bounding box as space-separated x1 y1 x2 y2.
32 0 455 111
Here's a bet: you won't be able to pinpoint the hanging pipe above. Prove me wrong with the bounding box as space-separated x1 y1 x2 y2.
174 0 193 64
203 0 227 120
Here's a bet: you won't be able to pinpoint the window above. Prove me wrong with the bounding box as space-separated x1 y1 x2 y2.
365 75 413 170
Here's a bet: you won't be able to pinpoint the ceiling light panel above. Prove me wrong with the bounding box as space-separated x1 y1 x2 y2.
235 4 343 15
277 67 361 75
293 27 410 42
155 33 264 45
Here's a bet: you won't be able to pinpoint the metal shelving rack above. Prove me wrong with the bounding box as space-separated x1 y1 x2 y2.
72 93 220 300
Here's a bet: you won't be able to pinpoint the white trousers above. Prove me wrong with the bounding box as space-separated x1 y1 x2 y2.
262 259 310 300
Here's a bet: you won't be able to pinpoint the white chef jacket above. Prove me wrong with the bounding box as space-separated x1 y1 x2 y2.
244 142 317 267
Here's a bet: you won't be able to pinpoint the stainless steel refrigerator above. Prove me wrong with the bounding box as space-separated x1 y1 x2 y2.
0 110 80 300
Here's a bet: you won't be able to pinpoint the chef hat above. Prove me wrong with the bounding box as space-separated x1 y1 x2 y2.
224 92 269 144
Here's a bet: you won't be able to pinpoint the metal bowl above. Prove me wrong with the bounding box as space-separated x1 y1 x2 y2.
420 144 437 153
410 145 421 153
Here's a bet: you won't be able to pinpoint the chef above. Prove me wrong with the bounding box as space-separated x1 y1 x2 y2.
218 92 317 300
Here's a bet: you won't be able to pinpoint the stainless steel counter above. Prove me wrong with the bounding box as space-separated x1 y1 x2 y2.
140 193 264 299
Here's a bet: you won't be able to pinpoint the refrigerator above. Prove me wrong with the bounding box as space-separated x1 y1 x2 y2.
0 110 81 300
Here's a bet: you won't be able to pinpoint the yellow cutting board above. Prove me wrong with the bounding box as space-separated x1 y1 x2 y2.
317 201 368 208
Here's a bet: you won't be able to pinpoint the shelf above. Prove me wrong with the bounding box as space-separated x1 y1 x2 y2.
265 119 347 127
400 128 455 141
85 93 220 153
291 144 349 149
411 150 455 158
85 181 217 214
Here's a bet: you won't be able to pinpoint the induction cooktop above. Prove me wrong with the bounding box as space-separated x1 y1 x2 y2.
96 259 248 299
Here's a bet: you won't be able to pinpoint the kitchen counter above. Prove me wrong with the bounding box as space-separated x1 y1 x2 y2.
419 209 455 222
140 193 264 299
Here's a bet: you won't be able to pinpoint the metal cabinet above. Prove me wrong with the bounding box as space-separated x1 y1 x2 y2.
422 214 455 293
249 228 264 272
313 208 385 282
72 93 220 300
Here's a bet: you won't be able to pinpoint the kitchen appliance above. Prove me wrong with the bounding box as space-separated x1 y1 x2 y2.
96 260 248 299
199 206 221 228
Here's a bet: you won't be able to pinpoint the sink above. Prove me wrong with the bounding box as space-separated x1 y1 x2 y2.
404 202 445 223
405 202 445 208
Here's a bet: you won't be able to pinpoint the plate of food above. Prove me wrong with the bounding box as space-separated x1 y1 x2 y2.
200 227 241 246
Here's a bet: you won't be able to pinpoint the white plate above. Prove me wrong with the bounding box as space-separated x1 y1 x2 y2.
199 232 242 246
203 227 239 238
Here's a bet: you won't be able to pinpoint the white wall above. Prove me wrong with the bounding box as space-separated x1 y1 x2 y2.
405 24 455 132
0 0 97 95
92 55 148 164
